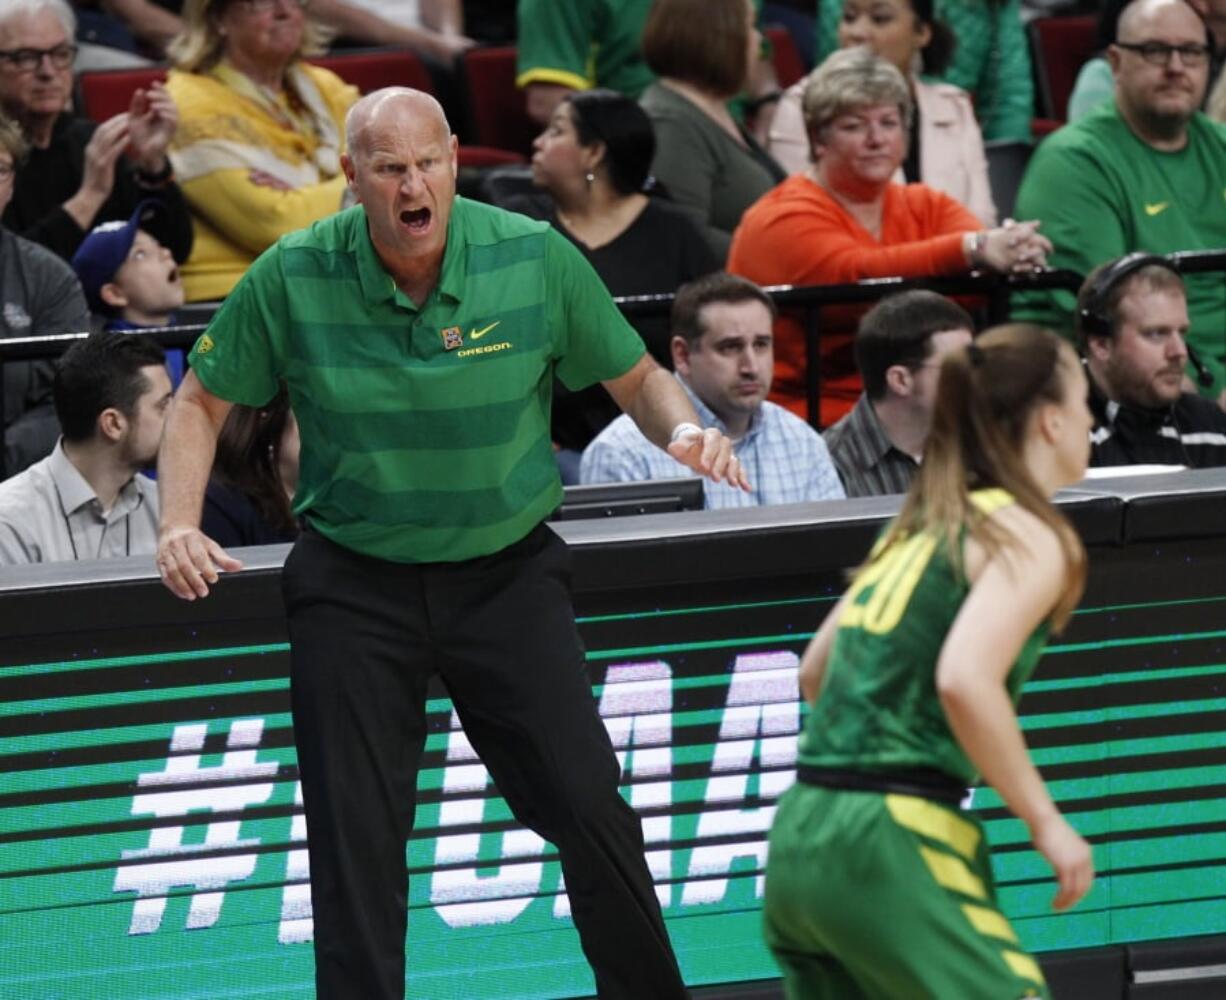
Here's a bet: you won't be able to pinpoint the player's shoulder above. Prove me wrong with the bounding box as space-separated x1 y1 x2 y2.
974 490 1062 559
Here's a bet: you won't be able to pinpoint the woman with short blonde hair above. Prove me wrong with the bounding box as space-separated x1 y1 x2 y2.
165 0 357 301
729 48 1047 428
769 0 996 227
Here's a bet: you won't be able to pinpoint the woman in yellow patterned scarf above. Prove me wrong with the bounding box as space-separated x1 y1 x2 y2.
166 0 358 301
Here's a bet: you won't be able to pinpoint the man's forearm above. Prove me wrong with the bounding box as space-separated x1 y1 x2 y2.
621 366 700 450
311 0 445 49
158 394 222 532
62 189 106 234
421 0 463 34
101 0 183 52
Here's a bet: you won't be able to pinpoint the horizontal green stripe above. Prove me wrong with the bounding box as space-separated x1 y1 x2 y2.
284 301 548 382
974 762 1226 811
586 633 809 662
0 644 289 681
1025 661 1226 693
280 243 359 281
313 385 542 452
1047 627 1226 655
465 230 546 274
1110 897 1226 945
1022 694 1226 731
576 595 835 625
314 435 558 528
0 714 295 759
2 678 289 718
1073 594 1226 617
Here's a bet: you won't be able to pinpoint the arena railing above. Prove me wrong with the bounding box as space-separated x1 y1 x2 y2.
617 267 1086 428
4 253 1221 478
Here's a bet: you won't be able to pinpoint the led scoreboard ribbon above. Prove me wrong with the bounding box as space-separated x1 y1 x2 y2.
4 484 1226 997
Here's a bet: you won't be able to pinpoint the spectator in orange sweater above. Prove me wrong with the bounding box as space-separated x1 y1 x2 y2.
728 48 1049 427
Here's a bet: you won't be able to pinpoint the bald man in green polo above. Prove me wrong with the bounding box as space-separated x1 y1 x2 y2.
156 88 745 999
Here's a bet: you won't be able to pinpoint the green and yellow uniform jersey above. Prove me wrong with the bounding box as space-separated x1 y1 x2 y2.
189 198 645 564
801 488 1048 785
764 489 1052 1000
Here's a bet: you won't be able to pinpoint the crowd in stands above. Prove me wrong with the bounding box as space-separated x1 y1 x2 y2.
0 0 1224 567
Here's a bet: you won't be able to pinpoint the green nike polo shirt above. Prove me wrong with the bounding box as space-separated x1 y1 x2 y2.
189 197 646 563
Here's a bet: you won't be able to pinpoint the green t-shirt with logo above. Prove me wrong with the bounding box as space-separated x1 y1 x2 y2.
799 490 1050 785
189 198 645 563
1012 103 1226 394
514 0 766 117
515 0 656 97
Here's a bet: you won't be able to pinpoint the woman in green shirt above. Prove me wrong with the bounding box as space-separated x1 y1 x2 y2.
764 324 1095 998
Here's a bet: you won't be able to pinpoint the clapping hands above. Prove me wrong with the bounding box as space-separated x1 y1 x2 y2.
127 82 177 173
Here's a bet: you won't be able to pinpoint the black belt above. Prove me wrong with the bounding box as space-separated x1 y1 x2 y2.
796 764 967 807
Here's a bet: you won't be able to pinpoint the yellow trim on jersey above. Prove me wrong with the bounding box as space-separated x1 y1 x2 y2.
886 794 980 861
960 903 1020 944
1002 949 1047 985
918 846 987 900
970 487 1015 515
515 67 594 91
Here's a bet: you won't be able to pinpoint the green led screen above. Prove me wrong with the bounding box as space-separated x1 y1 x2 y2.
3 537 1226 997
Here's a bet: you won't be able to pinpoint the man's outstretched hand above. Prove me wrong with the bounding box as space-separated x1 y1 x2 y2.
667 425 751 491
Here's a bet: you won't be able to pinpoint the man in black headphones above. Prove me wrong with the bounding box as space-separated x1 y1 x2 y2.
1078 253 1226 467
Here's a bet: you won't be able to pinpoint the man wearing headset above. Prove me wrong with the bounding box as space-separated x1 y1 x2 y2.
1078 253 1226 467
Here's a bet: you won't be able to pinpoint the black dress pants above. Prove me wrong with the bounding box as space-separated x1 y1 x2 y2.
281 524 688 1000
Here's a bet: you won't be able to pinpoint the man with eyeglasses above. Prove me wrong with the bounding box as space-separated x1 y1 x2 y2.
0 0 192 266
1012 0 1226 404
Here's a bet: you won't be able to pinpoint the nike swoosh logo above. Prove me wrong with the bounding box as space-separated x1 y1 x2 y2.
469 321 500 340
1144 202 1170 216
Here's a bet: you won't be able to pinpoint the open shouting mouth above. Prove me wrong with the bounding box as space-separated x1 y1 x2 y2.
401 208 432 234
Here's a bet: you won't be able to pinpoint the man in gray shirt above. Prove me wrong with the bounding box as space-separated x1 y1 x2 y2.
823 290 973 497
0 331 169 563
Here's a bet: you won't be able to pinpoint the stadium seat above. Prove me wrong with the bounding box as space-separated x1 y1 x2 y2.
77 65 167 123
311 47 434 94
764 25 807 89
461 46 539 158
1029 15 1097 121
78 50 523 169
316 49 524 166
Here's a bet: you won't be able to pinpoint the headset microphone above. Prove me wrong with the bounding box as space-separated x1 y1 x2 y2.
1187 344 1216 389
1077 252 1211 387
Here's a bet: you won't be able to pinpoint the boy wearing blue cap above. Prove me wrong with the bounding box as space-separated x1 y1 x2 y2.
71 200 186 382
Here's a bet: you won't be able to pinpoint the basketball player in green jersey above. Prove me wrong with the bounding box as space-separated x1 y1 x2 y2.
764 324 1096 999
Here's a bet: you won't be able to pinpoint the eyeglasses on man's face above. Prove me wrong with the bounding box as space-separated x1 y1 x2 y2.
0 42 77 73
1114 40 1212 68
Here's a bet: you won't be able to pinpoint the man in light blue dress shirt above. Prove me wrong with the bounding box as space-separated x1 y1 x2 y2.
581 272 845 507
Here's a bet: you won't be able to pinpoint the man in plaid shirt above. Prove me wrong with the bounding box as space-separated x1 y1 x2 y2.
581 272 845 507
